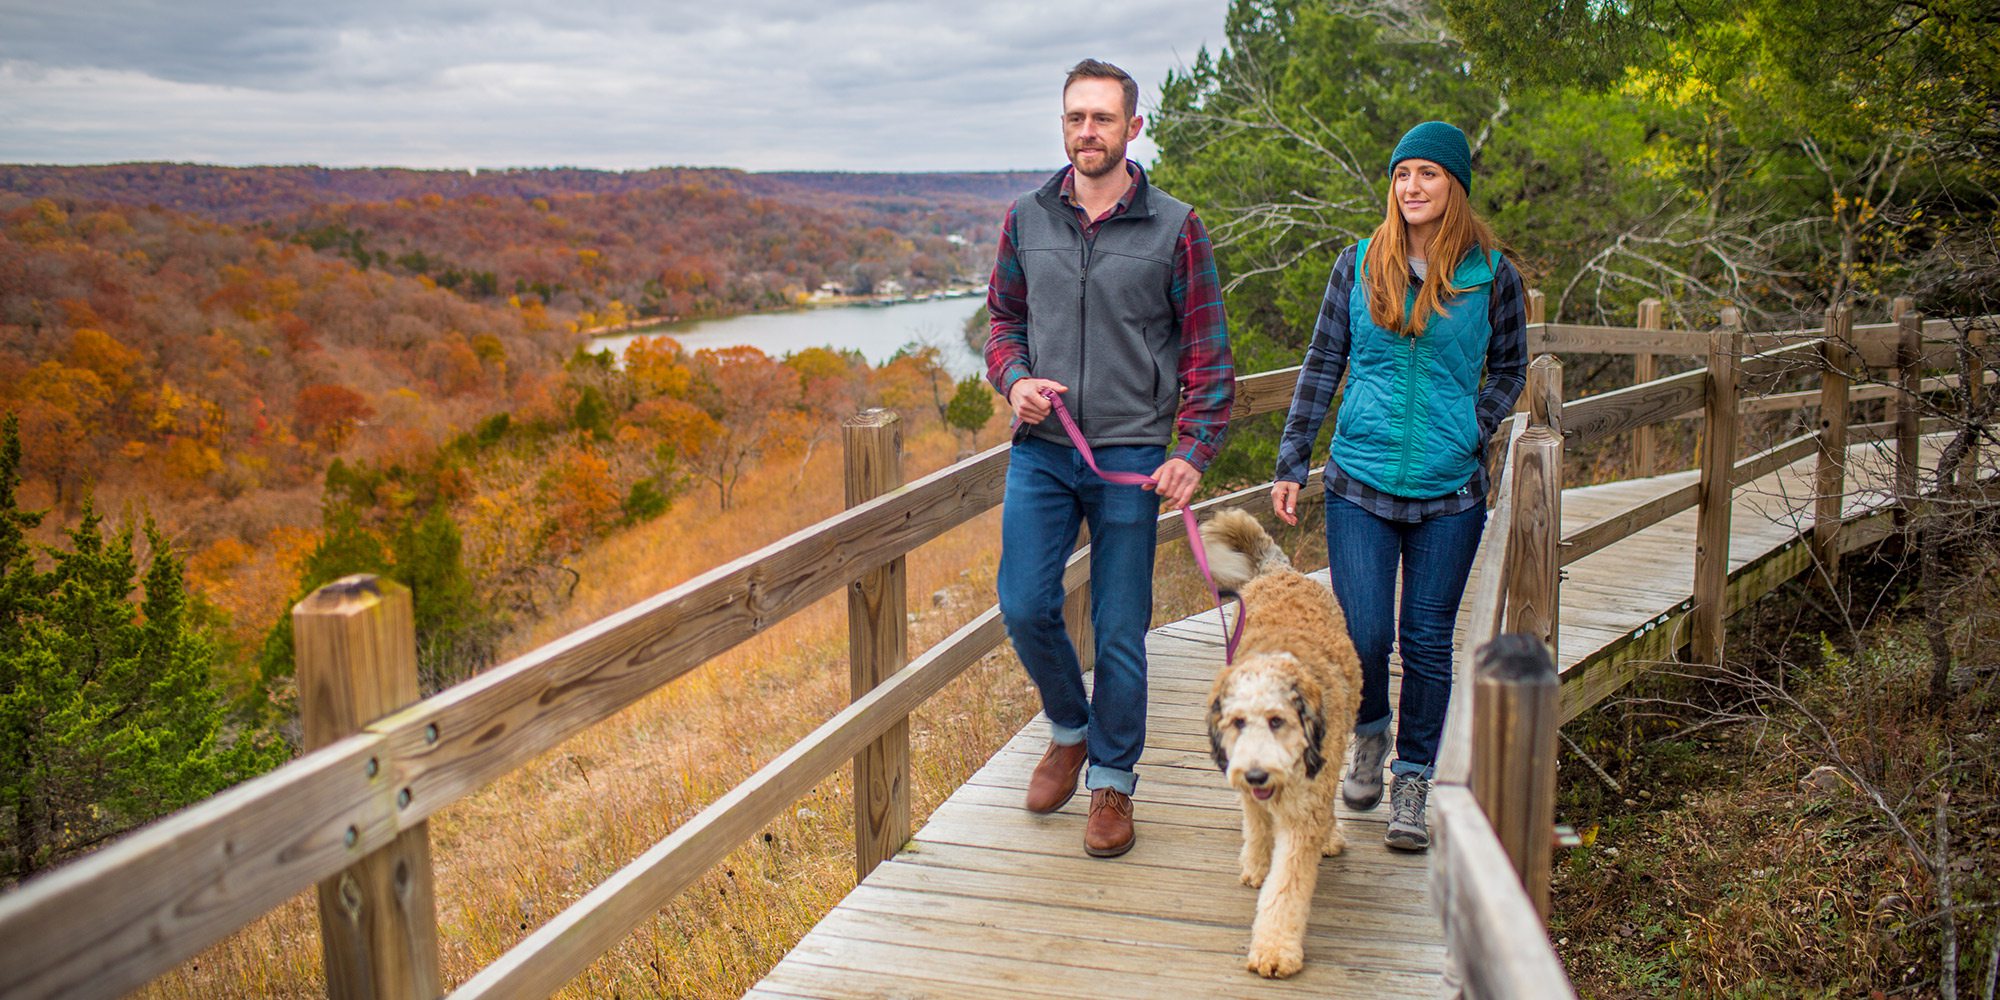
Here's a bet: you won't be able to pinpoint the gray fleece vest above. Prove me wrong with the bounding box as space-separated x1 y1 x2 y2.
1015 170 1192 449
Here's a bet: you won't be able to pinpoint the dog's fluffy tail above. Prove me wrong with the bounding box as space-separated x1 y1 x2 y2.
1200 509 1291 592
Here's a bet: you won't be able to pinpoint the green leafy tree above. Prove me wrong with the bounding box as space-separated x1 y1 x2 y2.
944 375 996 449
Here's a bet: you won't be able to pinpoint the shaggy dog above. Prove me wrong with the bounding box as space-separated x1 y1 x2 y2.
1201 509 1363 979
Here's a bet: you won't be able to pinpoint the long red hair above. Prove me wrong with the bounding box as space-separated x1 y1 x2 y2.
1361 174 1497 336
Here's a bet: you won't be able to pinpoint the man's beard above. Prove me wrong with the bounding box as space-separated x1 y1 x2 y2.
1068 143 1125 178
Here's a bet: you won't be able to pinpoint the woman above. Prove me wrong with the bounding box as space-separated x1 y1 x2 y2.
1270 120 1527 852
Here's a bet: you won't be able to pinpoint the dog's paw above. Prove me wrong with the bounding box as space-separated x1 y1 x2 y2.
1239 859 1268 888
1246 941 1304 979
1321 827 1346 857
1238 843 1269 887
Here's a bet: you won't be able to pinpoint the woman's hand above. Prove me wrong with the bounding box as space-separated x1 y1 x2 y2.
1272 480 1302 526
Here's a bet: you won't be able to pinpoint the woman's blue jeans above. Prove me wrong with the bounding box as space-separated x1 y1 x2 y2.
1324 496 1486 779
997 436 1164 796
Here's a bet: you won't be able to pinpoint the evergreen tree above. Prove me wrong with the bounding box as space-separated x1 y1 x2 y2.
0 419 278 880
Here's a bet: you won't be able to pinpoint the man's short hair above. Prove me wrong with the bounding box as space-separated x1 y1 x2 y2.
1064 59 1139 119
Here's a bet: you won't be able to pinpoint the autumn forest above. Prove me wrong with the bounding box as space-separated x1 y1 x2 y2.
0 164 1032 879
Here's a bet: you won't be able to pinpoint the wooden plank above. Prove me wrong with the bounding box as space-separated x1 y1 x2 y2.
1692 319 1741 667
0 735 391 1000
1559 481 1699 567
294 577 440 1000
1729 430 1819 489
1232 365 1303 420
374 440 1011 839
843 410 909 882
1561 368 1706 447
1470 636 1559 919
1533 322 1711 355
1429 786 1578 1000
447 606 1008 999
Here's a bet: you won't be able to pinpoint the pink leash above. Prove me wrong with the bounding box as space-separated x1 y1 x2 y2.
1040 389 1245 663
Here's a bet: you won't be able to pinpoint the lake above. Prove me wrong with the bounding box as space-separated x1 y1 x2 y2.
590 296 987 378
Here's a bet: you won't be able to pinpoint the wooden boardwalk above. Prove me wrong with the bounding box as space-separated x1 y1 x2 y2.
749 434 1948 999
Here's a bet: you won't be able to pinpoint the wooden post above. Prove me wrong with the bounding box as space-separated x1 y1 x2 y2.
1471 633 1560 920
1888 296 1914 430
843 409 909 881
1897 309 1923 506
1517 290 1546 413
1966 326 1987 487
1506 355 1563 658
1691 310 1742 668
1632 299 1662 477
294 576 441 1000
1813 308 1853 582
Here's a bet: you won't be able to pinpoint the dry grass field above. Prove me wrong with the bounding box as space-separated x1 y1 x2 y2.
134 408 1262 999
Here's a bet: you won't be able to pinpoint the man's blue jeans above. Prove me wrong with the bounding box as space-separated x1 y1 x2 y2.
998 436 1164 796
1324 496 1486 779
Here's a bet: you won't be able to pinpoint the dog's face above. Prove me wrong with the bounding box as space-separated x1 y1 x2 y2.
1206 653 1328 802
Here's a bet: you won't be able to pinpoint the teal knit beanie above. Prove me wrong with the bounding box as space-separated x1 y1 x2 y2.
1389 121 1472 195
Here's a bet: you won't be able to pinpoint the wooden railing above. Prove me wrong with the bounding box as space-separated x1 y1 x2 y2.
1431 297 1996 999
0 365 1317 1000
2 297 1990 1000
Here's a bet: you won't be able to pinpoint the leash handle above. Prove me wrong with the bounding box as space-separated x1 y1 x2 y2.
1040 389 1245 663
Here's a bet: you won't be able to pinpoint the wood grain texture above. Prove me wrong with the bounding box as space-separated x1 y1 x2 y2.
294 576 440 1000
1507 359 1563 654
1231 365 1304 420
1559 481 1701 567
0 735 392 1000
1471 636 1559 920
843 410 909 882
1561 368 1706 447
1429 786 1578 1000
1692 322 1742 667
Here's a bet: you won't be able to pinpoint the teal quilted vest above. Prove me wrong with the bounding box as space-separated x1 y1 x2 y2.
1328 239 1499 498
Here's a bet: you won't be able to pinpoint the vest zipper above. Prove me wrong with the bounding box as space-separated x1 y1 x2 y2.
1078 233 1091 425
1397 334 1420 490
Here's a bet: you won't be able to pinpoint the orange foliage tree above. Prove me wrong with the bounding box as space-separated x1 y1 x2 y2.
685 346 803 509
294 384 373 451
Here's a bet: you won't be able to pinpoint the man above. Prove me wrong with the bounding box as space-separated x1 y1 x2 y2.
985 58 1234 858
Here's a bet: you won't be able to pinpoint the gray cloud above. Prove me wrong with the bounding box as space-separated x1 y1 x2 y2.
0 1 1226 170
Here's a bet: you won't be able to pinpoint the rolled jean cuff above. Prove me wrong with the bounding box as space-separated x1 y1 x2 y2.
1390 758 1436 780
1354 712 1393 738
1085 764 1137 796
1047 720 1088 747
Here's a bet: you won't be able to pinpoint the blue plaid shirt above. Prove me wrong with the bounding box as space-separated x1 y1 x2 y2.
1275 243 1528 523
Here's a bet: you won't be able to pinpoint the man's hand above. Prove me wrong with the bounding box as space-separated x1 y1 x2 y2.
1148 458 1201 511
1007 377 1068 425
1272 480 1302 526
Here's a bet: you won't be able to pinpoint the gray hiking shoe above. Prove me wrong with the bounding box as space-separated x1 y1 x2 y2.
1384 774 1432 852
1341 729 1392 811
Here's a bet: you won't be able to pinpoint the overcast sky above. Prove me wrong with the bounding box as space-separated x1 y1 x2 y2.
0 2 1229 172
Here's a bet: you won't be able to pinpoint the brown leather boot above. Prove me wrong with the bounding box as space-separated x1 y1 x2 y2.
1084 787 1135 857
1024 740 1087 813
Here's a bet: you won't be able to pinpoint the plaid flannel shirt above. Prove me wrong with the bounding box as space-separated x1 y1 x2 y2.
1275 243 1528 522
984 162 1235 470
